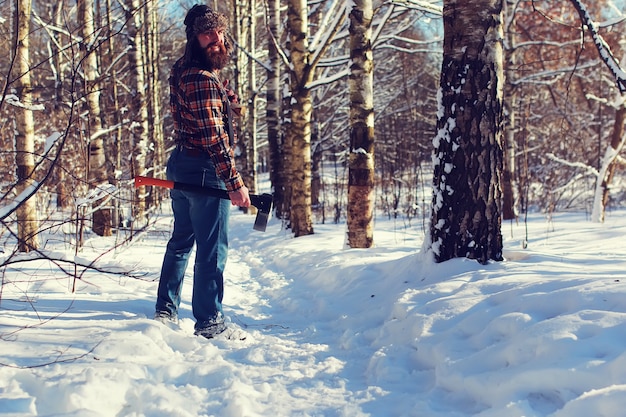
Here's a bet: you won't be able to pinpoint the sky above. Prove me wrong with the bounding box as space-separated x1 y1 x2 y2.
2 195 626 416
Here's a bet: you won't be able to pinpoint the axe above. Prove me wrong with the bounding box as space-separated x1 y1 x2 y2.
134 176 272 232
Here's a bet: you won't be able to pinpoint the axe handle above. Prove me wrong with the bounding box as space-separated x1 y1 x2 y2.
135 175 229 199
134 176 270 212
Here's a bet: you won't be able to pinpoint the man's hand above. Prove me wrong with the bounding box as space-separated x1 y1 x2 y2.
229 186 251 208
222 79 239 103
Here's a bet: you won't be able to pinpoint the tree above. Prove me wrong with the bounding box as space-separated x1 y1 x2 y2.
285 0 315 237
144 0 165 208
501 0 520 221
567 0 626 222
346 0 375 248
233 0 259 216
13 0 40 252
285 0 347 237
78 0 112 237
428 0 505 264
125 0 149 222
265 0 284 219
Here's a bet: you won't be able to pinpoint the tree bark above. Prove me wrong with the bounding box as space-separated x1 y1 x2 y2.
14 0 40 252
79 0 112 236
266 0 284 220
592 104 626 222
286 0 314 237
145 1 165 207
501 0 519 221
126 0 149 222
246 0 258 214
347 0 375 248
429 0 505 264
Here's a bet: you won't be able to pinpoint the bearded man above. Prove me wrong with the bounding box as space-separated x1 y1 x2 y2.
155 5 250 339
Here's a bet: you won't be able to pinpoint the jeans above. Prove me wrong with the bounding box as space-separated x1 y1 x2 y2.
156 146 230 330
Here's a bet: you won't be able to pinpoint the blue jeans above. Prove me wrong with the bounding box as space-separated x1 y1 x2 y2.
156 146 230 330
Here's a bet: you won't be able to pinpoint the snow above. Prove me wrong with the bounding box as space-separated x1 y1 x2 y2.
2 207 626 416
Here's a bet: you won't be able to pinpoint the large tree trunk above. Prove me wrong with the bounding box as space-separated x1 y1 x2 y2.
14 0 39 252
286 0 313 237
429 0 505 264
79 0 112 237
346 0 375 248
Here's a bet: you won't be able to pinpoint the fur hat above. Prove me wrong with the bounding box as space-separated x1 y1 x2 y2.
184 5 229 40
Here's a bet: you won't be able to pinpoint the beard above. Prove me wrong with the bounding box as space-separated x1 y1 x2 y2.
193 40 230 71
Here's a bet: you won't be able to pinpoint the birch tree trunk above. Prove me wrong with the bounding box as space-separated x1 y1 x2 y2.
14 0 39 252
246 0 258 214
591 102 626 222
266 0 284 219
233 0 258 215
79 0 111 236
126 0 149 221
570 0 626 222
286 0 313 237
49 1 70 210
429 0 505 264
346 0 375 248
103 0 124 226
145 1 164 206
501 0 519 221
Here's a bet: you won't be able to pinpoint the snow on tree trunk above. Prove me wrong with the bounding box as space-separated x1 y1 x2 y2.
567 0 626 94
347 0 375 249
429 0 505 264
14 0 40 252
79 0 111 237
287 0 314 237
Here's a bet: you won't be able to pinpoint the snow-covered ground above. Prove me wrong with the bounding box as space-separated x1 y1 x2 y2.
2 206 626 417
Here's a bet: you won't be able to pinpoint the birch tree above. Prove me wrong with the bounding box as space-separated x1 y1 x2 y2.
265 0 284 219
286 0 314 237
428 0 505 264
567 0 626 222
346 0 375 248
78 0 112 236
501 0 520 221
126 0 149 220
233 0 259 215
13 0 40 252
285 0 346 237
144 0 164 206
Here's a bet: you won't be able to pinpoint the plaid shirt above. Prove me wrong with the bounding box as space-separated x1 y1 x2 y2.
169 58 243 192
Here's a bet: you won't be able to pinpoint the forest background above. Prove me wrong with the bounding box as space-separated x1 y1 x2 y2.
0 0 625 264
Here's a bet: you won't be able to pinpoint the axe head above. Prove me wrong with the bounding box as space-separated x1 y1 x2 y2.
251 193 273 232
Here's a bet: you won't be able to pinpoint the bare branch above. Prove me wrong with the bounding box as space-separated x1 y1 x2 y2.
568 0 626 93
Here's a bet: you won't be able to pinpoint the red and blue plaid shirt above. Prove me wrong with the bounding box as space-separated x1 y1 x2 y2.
169 58 243 191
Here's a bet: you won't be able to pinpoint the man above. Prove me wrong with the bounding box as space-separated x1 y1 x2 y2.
155 4 251 339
